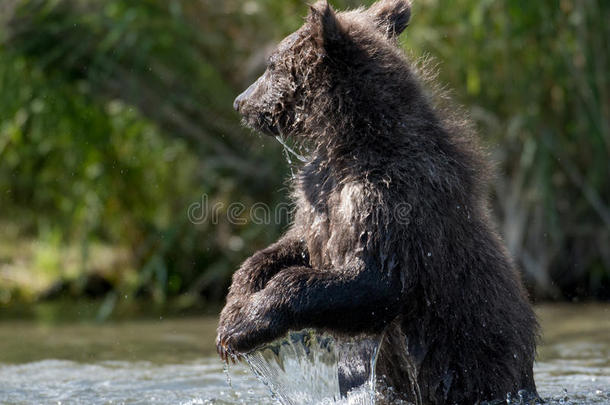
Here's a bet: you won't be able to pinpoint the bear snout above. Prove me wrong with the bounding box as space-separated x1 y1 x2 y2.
234 75 265 113
233 96 241 112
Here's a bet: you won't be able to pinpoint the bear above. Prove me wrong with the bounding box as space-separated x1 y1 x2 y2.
217 1 539 404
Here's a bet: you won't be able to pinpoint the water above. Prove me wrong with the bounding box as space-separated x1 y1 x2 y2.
245 330 381 405
274 135 309 164
0 304 608 404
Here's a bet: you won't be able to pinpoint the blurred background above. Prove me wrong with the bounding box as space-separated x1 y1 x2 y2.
0 0 608 322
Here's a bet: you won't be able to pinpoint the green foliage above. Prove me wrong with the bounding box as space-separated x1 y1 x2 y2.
0 52 194 239
0 0 293 310
0 0 608 312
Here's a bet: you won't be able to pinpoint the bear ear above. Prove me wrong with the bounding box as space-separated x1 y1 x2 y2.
367 0 411 38
307 1 346 54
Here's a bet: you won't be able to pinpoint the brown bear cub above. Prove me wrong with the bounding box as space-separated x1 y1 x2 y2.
217 0 538 403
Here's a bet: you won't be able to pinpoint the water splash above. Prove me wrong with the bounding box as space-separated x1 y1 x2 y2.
244 329 383 405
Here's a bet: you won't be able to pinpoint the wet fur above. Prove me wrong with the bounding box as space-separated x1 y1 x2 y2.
218 1 538 404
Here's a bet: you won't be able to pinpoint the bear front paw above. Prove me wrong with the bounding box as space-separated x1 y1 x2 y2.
216 297 288 362
216 331 243 363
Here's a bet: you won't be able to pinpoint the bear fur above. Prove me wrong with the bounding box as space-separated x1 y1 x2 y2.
217 1 538 404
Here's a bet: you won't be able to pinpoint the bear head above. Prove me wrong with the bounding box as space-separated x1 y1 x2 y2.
233 0 414 149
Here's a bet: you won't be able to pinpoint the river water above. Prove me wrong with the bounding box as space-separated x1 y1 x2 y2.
0 304 608 404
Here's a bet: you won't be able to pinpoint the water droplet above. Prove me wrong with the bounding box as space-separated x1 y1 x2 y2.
223 362 233 388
